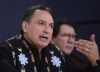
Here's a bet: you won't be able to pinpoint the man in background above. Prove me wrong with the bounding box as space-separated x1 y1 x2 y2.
51 19 100 72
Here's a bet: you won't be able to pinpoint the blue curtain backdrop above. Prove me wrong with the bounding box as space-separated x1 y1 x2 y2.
0 0 100 49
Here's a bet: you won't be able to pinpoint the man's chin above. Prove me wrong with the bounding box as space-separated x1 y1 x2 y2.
40 42 49 47
64 51 72 55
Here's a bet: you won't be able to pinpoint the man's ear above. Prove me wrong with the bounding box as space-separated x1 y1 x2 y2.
22 21 29 32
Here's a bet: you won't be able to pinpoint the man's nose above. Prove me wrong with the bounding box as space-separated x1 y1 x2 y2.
68 37 75 43
43 25 51 34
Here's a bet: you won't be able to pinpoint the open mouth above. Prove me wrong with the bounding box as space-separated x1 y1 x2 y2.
39 36 49 42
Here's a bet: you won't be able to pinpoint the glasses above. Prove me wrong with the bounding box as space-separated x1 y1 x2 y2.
60 33 77 39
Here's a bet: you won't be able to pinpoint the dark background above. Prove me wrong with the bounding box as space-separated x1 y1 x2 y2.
0 0 100 49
